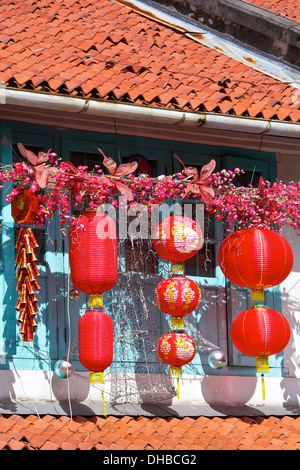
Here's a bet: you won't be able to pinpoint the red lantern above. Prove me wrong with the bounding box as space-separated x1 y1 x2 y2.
69 210 118 307
11 189 39 224
218 228 293 301
230 305 291 373
157 331 196 376
153 215 202 269
154 276 201 328
78 310 113 384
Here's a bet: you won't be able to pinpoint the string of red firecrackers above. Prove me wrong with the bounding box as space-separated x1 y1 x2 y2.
11 189 41 342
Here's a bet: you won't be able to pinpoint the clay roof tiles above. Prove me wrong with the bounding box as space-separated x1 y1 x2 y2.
240 0 300 23
0 0 299 122
0 413 299 450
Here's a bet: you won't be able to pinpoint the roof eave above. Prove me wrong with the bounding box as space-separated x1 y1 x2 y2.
2 88 299 138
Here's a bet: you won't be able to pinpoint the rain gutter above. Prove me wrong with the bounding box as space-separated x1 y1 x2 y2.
3 88 300 139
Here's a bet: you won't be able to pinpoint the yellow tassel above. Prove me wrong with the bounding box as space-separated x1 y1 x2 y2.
261 374 266 401
256 356 269 373
251 289 265 301
171 262 184 274
89 294 103 308
101 390 107 418
177 377 180 399
90 371 104 383
169 365 182 377
171 317 184 328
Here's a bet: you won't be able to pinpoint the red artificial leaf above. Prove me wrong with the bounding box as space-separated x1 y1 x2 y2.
95 147 117 175
200 159 216 181
35 165 50 189
18 143 50 166
115 162 138 177
258 176 265 191
115 181 135 201
174 154 216 205
94 147 138 200
184 167 199 179
60 161 83 179
102 175 114 186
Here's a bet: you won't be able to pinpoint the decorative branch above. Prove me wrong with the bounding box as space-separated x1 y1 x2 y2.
0 144 299 235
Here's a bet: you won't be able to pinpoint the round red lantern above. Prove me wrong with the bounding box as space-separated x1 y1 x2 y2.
154 276 201 328
230 304 291 373
79 310 113 383
218 228 293 301
153 215 202 263
69 210 118 307
11 189 39 224
157 331 196 376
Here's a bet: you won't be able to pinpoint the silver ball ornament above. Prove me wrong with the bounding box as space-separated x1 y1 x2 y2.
54 359 75 379
208 350 227 369
70 288 80 301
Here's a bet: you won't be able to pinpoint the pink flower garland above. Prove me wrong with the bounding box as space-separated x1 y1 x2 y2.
1 145 300 236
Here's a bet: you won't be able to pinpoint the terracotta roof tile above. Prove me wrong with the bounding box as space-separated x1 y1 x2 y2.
240 0 300 22
0 0 299 123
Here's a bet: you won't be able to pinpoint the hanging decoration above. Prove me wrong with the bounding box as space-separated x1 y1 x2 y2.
152 215 201 394
14 227 41 341
1 144 300 236
69 210 118 308
218 228 293 301
69 209 118 415
230 304 291 399
54 359 75 379
78 310 113 416
2 143 299 405
11 188 39 224
154 276 201 328
157 331 196 398
208 349 227 369
153 214 202 274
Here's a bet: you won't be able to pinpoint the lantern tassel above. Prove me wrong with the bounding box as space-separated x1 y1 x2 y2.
171 262 184 275
171 317 184 329
261 374 266 401
101 390 107 418
256 356 269 373
177 377 180 399
169 365 182 377
90 371 104 383
251 289 265 301
89 294 103 308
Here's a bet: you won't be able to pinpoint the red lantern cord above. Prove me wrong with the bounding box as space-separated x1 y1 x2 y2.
15 228 40 341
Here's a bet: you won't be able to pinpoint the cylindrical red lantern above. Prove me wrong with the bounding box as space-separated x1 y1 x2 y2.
230 305 291 373
154 276 201 328
157 331 196 376
78 310 113 383
69 210 118 307
153 215 202 266
218 228 293 301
